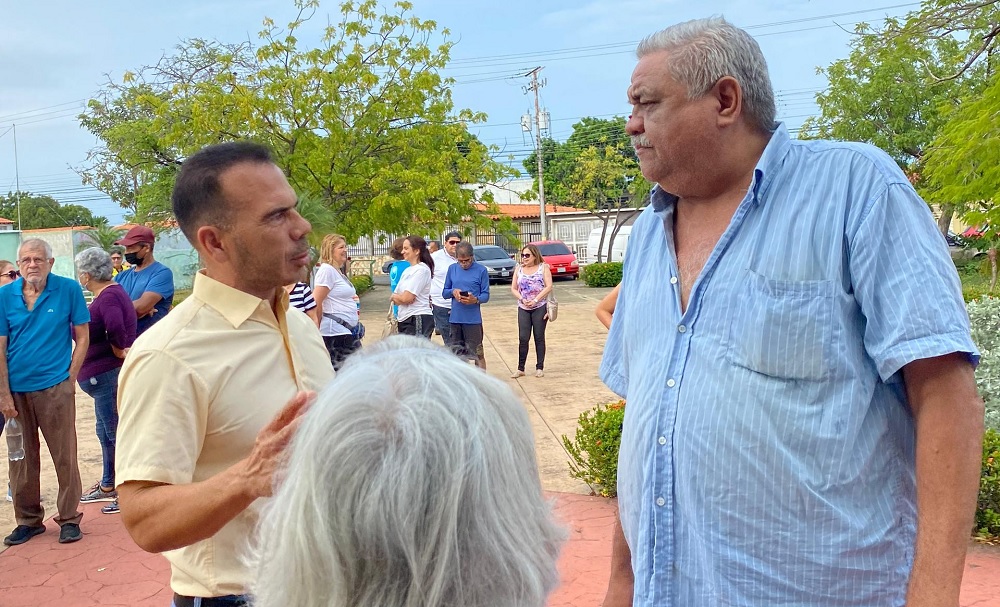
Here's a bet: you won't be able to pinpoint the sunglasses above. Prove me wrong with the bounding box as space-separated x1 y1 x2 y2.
2 270 19 280
521 253 532 258
446 240 461 245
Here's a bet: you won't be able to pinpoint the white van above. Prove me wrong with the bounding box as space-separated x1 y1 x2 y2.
585 225 631 264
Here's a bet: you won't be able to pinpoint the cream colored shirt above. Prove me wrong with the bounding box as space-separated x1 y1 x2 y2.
116 271 334 597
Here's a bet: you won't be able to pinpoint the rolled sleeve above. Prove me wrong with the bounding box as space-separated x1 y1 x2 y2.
849 182 979 381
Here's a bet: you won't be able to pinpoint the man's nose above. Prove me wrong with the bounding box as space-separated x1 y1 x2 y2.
625 113 642 136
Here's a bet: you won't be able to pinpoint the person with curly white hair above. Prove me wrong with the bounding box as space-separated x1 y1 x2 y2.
250 335 565 607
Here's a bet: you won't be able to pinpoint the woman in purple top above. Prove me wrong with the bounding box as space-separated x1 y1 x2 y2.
75 247 138 514
509 244 553 378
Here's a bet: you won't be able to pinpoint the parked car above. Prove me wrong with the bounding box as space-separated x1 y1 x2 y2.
473 245 517 283
585 225 631 265
529 239 579 279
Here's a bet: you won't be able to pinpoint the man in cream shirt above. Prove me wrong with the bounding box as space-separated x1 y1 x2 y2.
115 142 334 607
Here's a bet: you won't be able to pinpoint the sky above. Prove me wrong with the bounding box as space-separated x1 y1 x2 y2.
0 0 921 226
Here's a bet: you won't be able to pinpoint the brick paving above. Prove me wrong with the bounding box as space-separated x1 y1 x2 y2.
1 494 997 606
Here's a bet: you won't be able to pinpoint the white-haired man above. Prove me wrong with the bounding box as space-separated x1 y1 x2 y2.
601 17 983 607
0 238 90 546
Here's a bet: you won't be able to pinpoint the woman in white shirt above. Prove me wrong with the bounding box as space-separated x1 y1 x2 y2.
313 234 360 368
389 235 435 338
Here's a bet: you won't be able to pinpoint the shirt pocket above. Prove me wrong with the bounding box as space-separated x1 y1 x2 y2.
726 270 836 381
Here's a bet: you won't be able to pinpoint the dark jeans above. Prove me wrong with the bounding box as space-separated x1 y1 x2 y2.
323 334 360 370
78 367 120 489
399 314 435 338
449 322 485 361
517 306 548 371
431 305 452 343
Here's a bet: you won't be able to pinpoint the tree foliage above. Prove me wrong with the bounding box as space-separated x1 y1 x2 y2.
522 116 649 261
0 192 107 230
78 0 513 242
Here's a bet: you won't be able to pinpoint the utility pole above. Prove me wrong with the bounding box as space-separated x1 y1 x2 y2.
523 67 549 240
12 124 21 231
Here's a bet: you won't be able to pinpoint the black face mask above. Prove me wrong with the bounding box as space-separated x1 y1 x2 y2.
124 251 143 266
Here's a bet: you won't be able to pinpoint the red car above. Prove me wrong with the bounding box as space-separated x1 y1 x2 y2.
529 240 580 279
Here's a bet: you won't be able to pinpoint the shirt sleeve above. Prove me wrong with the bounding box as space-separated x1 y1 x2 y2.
477 266 491 304
849 181 979 381
116 348 208 486
443 266 455 299
70 282 91 326
146 266 175 300
299 283 317 312
314 264 336 290
102 298 135 349
0 291 9 338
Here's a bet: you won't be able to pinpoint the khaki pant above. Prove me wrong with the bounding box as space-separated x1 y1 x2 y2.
9 378 83 528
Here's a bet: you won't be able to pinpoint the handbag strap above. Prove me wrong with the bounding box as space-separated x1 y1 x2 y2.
323 312 355 331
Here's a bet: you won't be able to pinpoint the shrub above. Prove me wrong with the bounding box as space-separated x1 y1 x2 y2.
978 429 1000 538
561 400 625 497
963 284 995 303
581 262 623 288
350 274 374 293
967 297 1000 432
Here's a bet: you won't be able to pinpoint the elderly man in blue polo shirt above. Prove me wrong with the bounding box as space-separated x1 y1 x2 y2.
442 241 490 369
0 238 90 546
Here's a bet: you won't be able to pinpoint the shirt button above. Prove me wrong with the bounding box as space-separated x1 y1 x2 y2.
678 325 686 333
656 497 665 507
658 436 666 445
666 378 676 388
669 276 678 284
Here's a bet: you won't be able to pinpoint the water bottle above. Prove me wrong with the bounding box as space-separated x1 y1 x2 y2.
352 295 361 318
6 418 24 461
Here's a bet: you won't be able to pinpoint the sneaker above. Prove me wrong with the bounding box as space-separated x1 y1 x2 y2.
101 499 119 515
510 370 525 378
535 369 545 377
58 523 82 544
81 483 117 503
3 524 45 546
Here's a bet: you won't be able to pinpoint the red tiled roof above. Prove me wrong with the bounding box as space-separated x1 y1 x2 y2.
0 217 13 224
475 203 581 220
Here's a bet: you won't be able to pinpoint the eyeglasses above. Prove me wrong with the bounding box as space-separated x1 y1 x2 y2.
111 257 122 261
1 270 18 280
447 240 461 245
17 257 47 266
521 253 532 258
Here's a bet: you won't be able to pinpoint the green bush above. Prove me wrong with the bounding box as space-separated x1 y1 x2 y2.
963 284 995 303
581 262 623 288
978 429 1000 538
967 297 1000 432
350 274 374 293
561 400 625 497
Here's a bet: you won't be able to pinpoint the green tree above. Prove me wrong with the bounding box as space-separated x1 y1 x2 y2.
78 0 513 241
0 192 107 230
523 116 648 260
77 224 125 253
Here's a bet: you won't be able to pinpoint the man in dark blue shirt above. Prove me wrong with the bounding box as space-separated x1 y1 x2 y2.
442 242 490 369
114 225 174 335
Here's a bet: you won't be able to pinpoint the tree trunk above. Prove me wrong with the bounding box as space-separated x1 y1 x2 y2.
990 248 998 292
937 204 955 239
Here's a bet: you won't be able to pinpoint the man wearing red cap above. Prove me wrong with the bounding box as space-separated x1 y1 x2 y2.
114 226 174 335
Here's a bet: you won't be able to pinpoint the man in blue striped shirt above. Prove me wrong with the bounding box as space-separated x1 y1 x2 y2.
600 17 983 607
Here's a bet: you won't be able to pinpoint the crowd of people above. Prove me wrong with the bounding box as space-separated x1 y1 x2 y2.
0 15 988 607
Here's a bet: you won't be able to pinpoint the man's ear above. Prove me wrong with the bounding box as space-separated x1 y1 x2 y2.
714 76 743 127
196 225 230 264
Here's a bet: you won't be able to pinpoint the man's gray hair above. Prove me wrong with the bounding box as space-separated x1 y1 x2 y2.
249 335 564 607
75 247 114 282
455 241 474 257
18 238 53 260
637 16 776 133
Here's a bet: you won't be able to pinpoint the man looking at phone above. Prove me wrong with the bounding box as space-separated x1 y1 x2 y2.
442 242 490 368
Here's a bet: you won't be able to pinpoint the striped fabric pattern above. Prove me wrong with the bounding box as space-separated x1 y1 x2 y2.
288 282 316 313
600 124 979 607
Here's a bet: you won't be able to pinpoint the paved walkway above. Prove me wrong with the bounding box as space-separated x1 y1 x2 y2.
1 495 998 606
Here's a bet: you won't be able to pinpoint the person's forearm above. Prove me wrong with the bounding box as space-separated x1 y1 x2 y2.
604 514 634 607
69 334 89 381
906 400 983 606
119 459 258 553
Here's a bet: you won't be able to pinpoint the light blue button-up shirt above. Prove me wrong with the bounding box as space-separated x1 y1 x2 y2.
600 124 979 607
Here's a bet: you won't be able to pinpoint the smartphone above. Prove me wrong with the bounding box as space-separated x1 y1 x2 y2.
460 290 471 297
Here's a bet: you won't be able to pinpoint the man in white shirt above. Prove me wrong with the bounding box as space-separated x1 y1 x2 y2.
430 231 462 344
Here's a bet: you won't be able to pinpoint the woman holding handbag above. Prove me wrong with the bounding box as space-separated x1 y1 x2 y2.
314 234 361 369
510 244 553 378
